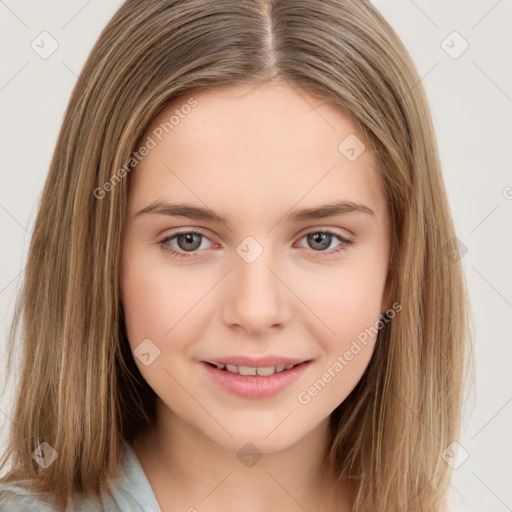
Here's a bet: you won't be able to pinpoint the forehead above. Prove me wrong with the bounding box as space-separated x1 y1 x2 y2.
130 81 385 217
150 81 360 148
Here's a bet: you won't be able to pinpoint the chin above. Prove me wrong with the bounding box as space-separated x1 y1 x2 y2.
204 422 311 455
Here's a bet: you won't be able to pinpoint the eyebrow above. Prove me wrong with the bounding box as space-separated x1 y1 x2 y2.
135 199 374 225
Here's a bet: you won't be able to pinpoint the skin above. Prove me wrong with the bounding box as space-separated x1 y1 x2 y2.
120 80 391 512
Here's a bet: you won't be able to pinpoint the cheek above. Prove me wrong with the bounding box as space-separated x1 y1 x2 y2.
292 266 384 406
120 253 194 349
121 271 167 344
121 251 219 375
300 265 385 343
120 259 202 395
291 227 389 343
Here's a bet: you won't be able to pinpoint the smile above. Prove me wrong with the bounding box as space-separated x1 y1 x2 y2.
200 360 312 399
206 361 301 376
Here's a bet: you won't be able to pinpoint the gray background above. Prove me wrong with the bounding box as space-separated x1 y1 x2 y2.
1 1 511 510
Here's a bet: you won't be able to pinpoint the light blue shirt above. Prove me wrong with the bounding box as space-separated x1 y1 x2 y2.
0 443 162 511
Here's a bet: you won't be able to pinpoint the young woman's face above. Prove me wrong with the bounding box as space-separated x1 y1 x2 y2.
120 81 391 453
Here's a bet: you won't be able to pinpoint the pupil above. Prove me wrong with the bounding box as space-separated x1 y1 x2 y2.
308 232 330 251
178 233 201 251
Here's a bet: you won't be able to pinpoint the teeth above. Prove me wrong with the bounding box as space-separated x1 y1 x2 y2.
239 365 257 376
256 366 275 376
214 363 299 375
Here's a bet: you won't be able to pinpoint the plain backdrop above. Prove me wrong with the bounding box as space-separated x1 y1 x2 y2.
1 1 511 510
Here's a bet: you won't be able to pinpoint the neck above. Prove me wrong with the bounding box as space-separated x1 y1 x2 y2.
132 401 352 512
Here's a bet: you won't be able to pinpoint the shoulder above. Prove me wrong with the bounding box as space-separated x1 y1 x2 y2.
0 442 157 512
0 482 57 511
0 482 102 512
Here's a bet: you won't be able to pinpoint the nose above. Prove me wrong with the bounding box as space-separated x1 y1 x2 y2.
221 246 291 335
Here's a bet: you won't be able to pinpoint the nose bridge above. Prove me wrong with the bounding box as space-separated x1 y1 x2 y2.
222 235 288 332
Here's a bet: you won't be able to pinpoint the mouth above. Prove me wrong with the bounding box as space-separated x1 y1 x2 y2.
200 359 313 399
203 360 307 376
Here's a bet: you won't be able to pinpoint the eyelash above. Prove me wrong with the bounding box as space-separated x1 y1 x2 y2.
158 228 353 260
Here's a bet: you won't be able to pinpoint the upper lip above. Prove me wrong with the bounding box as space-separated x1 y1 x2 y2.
202 356 312 368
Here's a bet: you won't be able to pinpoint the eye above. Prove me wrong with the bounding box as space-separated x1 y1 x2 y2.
296 229 353 256
158 230 213 259
158 228 353 260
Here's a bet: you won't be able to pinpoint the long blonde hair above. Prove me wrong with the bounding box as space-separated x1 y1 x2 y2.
0 1 473 510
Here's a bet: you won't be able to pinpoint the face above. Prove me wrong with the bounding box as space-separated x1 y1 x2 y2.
120 81 391 454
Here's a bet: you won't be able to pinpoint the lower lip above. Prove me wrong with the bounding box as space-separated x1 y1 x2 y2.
201 361 311 399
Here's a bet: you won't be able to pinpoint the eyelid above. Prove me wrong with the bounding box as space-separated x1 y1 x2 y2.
161 227 213 239
159 228 217 248
160 225 352 242
295 225 353 240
